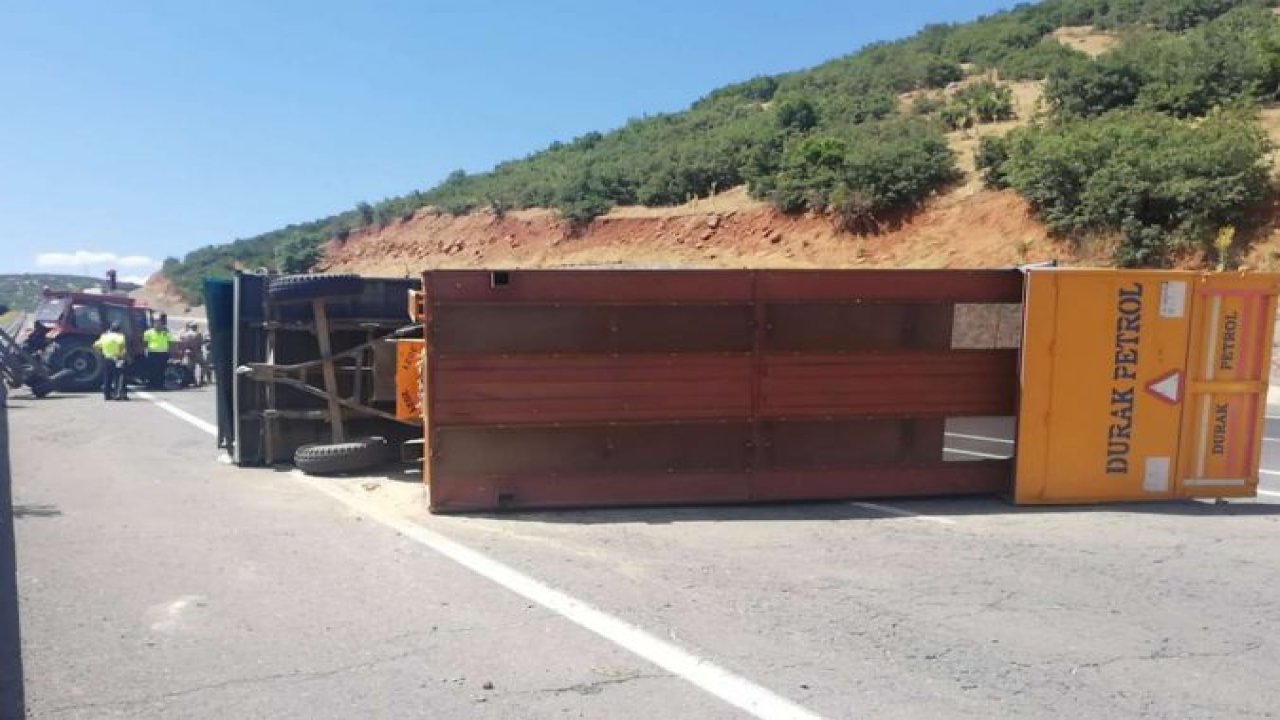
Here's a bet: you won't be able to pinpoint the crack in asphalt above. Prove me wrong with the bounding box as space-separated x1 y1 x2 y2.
41 646 437 716
1069 640 1265 674
542 672 670 696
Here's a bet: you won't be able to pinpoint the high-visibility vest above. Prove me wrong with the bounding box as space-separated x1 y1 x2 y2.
143 328 171 353
94 331 127 360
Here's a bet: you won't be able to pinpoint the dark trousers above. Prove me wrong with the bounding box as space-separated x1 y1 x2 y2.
103 360 127 400
147 351 167 390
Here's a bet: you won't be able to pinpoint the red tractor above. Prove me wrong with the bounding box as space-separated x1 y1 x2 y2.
23 287 192 392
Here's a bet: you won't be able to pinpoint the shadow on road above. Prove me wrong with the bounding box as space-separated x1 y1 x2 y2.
477 496 1280 525
0 402 26 716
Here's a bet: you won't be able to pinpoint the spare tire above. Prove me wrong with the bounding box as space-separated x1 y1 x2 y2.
268 274 364 303
294 436 390 475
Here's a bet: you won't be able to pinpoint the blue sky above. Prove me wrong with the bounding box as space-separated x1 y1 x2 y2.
0 0 1019 279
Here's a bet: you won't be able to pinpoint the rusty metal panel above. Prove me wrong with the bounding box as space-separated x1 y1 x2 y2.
421 269 1020 512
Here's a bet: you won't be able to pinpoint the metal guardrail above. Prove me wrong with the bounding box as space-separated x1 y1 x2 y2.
2 313 25 339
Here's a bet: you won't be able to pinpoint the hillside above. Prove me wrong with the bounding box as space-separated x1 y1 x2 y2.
162 0 1280 301
321 188 1081 276
0 274 140 313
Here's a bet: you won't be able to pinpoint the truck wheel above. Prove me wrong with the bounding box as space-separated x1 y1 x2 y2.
48 340 104 392
268 274 364 303
294 437 390 475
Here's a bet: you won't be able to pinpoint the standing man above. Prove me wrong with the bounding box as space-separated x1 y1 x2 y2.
93 322 129 400
142 318 171 391
179 321 209 387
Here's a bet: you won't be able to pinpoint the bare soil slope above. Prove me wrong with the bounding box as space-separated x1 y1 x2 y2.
322 78 1073 276
320 187 1081 276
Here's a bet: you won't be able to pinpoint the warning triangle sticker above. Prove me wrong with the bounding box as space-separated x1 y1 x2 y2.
1145 370 1183 405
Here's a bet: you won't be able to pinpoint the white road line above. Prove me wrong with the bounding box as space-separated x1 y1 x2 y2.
943 446 1011 460
850 501 956 525
135 391 218 436
1258 490 1280 498
944 432 1015 445
144 396 824 720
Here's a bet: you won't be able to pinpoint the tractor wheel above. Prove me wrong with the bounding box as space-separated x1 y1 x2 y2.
48 340 104 392
294 437 390 476
268 274 364 303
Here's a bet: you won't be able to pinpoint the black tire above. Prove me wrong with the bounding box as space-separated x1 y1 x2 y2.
163 364 188 391
268 274 364 303
294 436 390 475
27 376 53 398
48 339 104 392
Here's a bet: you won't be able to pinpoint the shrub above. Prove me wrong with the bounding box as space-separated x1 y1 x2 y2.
1047 7 1280 119
275 235 323 274
776 98 818 132
1044 54 1144 118
770 120 959 222
974 135 1011 188
999 109 1271 265
942 81 1016 130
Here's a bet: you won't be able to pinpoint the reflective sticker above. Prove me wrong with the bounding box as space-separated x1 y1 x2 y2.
1160 281 1187 319
1145 370 1182 405
1144 457 1170 493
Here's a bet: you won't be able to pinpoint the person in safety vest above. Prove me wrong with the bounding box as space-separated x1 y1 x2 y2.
142 319 171 391
93 322 129 401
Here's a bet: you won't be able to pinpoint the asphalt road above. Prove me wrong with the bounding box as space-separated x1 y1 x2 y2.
10 387 1280 718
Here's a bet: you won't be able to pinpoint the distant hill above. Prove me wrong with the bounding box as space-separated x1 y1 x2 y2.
0 274 141 313
161 0 1280 301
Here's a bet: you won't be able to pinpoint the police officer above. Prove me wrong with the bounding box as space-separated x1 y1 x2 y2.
142 319 171 391
93 322 129 400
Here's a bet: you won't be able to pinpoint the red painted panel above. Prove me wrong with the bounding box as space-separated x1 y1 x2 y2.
760 351 1017 418
428 462 1011 513
421 269 1023 513
425 269 1022 304
756 270 1023 303
425 270 754 303
431 354 753 425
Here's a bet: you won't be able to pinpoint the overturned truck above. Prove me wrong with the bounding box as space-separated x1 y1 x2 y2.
209 268 1280 513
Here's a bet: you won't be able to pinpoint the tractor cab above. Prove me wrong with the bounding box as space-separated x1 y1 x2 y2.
27 288 156 391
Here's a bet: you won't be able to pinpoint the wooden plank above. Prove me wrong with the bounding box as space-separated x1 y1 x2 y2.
312 299 346 443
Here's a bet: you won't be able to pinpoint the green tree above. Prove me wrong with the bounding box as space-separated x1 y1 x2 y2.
776 98 818 132
275 236 323 274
